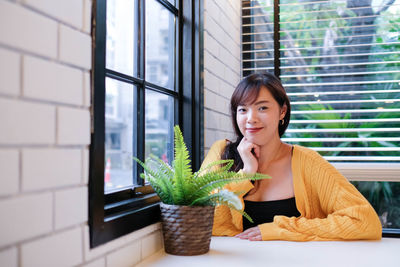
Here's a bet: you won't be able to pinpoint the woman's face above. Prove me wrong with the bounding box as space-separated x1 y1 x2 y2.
236 87 286 146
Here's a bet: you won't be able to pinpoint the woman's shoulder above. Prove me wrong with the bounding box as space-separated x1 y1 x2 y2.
209 139 230 153
293 144 326 162
201 139 230 169
293 145 340 176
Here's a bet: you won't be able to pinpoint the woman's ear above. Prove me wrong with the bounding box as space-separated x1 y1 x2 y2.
280 104 287 120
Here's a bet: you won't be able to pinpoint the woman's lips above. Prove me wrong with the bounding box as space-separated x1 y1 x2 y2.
246 127 263 133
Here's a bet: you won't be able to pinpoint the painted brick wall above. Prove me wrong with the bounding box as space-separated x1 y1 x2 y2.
203 0 242 154
0 0 243 265
0 1 162 266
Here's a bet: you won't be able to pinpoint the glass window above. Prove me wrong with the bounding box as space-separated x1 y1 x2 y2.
242 0 400 235
351 181 400 229
145 0 175 90
105 78 136 192
106 0 136 76
90 0 201 248
145 89 174 164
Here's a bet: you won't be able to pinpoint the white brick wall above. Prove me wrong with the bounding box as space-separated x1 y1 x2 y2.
54 186 88 230
22 148 81 191
57 106 90 145
0 47 20 96
82 258 105 267
203 0 242 153
106 241 141 267
0 247 18 267
141 231 163 259
0 1 58 59
0 1 164 266
21 227 83 267
0 98 56 144
0 150 19 196
0 0 243 265
23 0 83 29
59 24 92 69
0 193 53 247
23 55 83 105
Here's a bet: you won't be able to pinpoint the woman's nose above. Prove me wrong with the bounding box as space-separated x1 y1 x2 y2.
246 110 258 124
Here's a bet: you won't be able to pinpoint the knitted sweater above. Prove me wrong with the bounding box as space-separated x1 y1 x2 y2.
202 140 382 241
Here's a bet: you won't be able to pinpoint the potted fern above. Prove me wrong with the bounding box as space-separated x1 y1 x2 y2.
134 125 269 256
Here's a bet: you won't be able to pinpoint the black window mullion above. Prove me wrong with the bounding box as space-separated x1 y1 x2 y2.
89 0 107 249
105 69 143 85
156 0 178 16
191 0 203 169
177 0 183 136
144 81 179 97
137 0 146 186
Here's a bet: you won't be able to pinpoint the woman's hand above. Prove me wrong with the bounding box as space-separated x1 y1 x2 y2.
235 226 262 241
237 138 260 174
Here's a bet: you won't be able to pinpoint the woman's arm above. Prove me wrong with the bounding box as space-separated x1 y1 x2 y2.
258 150 382 241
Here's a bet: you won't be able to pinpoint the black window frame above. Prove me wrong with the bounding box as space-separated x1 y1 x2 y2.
89 0 203 248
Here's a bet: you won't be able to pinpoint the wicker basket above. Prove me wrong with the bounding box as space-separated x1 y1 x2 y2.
159 202 215 256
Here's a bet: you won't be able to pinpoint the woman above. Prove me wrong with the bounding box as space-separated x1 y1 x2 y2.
201 72 382 241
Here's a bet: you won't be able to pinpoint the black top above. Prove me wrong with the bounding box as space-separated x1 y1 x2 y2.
243 197 301 230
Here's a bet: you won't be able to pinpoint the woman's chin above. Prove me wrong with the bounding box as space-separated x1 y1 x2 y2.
244 135 263 145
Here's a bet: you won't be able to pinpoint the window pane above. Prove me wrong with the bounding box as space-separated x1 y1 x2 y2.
105 78 136 192
145 90 174 164
351 181 400 229
106 0 136 76
145 0 175 90
166 0 175 6
242 0 274 78
277 0 400 162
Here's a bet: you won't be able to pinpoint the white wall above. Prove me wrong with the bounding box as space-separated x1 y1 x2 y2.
0 0 162 266
203 0 242 153
0 0 243 265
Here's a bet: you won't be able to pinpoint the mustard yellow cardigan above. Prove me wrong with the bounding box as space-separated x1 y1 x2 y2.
202 140 382 241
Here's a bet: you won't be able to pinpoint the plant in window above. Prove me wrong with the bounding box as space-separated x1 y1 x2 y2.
134 125 269 255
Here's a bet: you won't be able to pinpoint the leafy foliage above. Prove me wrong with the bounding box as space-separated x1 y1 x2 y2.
134 125 270 222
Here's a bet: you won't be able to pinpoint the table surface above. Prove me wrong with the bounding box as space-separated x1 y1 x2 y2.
137 237 400 267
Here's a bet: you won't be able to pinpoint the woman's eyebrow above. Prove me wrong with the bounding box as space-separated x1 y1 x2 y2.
254 100 270 105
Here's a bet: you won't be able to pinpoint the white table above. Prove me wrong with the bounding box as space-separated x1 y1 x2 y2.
137 237 400 267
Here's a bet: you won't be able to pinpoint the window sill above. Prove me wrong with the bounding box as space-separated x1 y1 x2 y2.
137 236 400 266
333 162 400 181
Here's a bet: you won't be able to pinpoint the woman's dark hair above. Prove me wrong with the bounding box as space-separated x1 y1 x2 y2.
221 72 291 171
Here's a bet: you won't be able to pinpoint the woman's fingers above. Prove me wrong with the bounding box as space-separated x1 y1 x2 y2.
238 138 260 174
253 145 260 158
235 227 262 241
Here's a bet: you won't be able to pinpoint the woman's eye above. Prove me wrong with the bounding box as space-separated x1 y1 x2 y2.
259 106 268 111
238 108 246 112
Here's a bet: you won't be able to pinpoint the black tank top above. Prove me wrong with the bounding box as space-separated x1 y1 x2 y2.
243 197 301 230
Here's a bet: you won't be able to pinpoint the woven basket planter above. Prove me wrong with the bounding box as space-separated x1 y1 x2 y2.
159 202 215 256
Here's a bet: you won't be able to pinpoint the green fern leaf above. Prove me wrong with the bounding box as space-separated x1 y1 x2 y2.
172 125 193 204
194 159 234 178
191 171 270 202
134 157 175 203
191 189 254 223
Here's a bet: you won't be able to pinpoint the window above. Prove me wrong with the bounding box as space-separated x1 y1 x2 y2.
89 0 203 248
242 0 400 237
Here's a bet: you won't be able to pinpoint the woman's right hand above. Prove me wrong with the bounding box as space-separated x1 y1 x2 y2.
237 138 260 174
